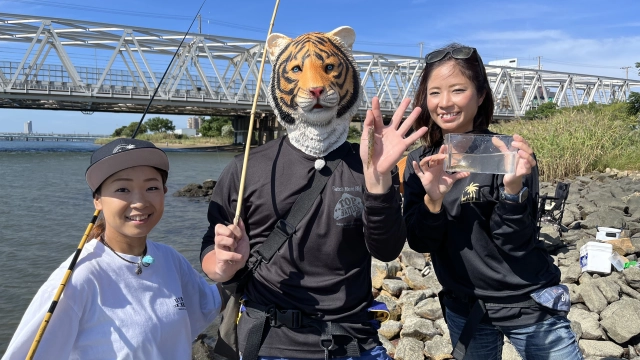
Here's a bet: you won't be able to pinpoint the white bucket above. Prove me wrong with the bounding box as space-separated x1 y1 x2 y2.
596 227 622 241
580 241 613 274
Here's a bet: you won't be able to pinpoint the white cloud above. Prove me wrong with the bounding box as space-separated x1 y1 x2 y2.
473 34 640 80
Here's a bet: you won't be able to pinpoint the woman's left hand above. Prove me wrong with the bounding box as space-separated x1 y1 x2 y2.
360 96 427 193
501 134 536 194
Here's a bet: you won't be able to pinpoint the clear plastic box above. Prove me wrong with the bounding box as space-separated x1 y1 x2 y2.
443 133 517 174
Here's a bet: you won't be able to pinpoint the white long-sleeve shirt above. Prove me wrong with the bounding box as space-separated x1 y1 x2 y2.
3 239 221 360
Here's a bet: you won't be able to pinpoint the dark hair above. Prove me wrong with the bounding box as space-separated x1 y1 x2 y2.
413 43 494 146
88 168 168 240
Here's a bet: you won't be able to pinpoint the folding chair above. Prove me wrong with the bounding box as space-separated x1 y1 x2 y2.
538 182 571 233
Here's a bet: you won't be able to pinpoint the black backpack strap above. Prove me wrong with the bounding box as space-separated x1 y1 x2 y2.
248 142 349 269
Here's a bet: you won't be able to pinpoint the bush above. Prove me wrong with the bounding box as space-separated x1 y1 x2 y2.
627 91 640 117
491 102 639 181
200 116 232 137
523 101 558 120
221 124 234 137
347 126 362 142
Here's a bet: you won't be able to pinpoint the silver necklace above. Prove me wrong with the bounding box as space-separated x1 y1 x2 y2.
100 235 153 275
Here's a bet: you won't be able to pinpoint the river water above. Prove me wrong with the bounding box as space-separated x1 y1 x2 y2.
0 141 237 354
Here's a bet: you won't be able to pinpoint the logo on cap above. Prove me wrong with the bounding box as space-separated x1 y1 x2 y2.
113 144 136 154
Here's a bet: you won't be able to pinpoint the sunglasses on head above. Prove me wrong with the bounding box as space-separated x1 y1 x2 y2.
425 46 478 63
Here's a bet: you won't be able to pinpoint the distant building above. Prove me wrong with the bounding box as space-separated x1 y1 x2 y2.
24 121 32 134
187 117 202 130
174 128 197 137
488 58 518 68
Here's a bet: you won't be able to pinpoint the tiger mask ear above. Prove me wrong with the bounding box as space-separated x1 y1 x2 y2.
326 26 356 50
266 33 292 61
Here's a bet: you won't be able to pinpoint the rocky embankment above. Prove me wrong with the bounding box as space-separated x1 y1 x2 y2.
174 179 216 202
190 169 640 360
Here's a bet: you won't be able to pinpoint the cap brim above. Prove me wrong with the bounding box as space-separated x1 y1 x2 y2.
86 148 170 192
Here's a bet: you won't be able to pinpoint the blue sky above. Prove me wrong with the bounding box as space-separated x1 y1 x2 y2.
1 0 639 134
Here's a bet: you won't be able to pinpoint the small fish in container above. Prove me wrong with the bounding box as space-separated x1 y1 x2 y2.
443 133 518 174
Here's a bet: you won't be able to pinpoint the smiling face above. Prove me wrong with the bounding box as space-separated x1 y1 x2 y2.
93 166 166 244
426 61 485 134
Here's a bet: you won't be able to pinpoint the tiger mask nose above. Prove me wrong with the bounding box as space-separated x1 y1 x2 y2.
308 87 324 98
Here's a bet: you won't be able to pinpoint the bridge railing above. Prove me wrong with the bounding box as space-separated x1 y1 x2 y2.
1 12 639 117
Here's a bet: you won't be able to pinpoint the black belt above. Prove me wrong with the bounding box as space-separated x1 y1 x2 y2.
241 301 362 360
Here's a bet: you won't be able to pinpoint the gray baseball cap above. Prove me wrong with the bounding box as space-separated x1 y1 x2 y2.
85 138 170 192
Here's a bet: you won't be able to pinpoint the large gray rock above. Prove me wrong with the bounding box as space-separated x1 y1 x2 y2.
395 337 426 360
423 272 443 295
578 339 624 358
434 318 450 340
600 299 640 343
401 249 427 270
378 320 403 340
414 298 443 321
371 259 388 289
423 335 453 360
586 191 629 212
581 208 627 229
404 267 429 290
566 283 584 303
174 183 208 197
561 264 582 284
379 335 396 358
567 308 605 340
398 290 431 307
382 278 409 297
375 294 402 321
594 278 621 303
578 281 608 313
400 316 439 341
623 267 640 290
613 279 640 300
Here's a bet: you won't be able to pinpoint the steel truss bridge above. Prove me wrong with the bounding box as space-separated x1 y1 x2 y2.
1 13 639 119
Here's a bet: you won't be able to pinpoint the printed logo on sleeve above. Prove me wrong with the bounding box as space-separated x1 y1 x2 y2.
173 296 186 310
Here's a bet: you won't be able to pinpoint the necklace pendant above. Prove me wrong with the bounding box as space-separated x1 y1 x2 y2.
135 263 142 275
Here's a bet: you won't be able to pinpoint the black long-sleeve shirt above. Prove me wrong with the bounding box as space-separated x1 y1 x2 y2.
403 138 560 306
201 137 405 357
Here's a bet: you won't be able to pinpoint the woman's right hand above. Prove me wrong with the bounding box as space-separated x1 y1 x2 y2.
412 145 470 205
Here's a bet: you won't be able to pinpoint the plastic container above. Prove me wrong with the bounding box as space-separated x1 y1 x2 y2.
443 133 517 174
580 241 613 274
596 226 622 241
610 252 627 271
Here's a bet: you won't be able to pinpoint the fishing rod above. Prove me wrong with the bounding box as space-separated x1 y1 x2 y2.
26 2 206 358
233 0 281 225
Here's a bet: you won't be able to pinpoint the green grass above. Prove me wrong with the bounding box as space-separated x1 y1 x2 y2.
96 133 233 147
490 103 640 182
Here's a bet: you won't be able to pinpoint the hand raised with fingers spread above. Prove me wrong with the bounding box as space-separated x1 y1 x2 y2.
212 218 250 280
412 145 470 203
360 96 427 193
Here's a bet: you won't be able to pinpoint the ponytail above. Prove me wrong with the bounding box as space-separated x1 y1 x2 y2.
88 213 106 240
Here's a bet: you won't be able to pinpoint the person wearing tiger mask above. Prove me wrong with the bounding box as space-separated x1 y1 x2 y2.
200 27 426 359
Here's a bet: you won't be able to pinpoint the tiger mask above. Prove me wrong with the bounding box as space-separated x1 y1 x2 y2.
266 26 362 158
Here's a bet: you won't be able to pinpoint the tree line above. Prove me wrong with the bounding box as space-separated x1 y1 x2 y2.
111 116 234 137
